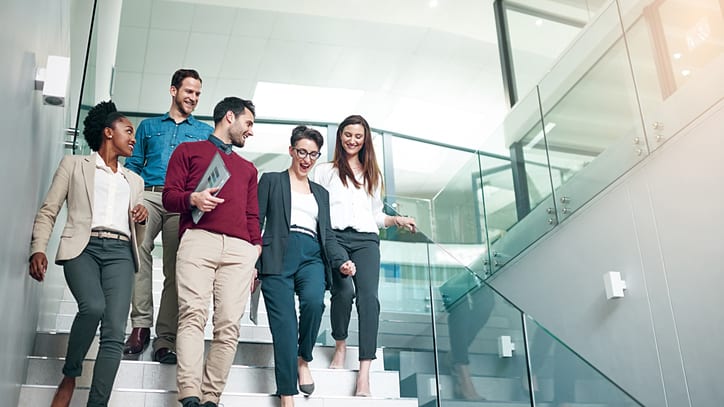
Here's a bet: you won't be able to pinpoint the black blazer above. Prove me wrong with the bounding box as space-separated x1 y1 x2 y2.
257 170 349 288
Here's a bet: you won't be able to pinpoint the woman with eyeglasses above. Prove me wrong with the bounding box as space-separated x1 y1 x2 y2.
312 114 416 396
28 101 148 407
257 125 355 407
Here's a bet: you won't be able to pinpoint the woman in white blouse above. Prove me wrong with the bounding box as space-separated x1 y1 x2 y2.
312 115 416 396
29 101 147 407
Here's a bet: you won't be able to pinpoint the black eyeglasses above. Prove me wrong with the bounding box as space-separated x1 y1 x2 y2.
292 147 321 160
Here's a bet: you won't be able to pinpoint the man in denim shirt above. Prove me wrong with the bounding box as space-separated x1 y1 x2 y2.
124 69 214 364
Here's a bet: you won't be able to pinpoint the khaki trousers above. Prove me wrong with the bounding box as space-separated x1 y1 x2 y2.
175 228 258 404
130 190 180 351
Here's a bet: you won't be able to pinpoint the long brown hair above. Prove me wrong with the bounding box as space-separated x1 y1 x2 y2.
332 115 382 196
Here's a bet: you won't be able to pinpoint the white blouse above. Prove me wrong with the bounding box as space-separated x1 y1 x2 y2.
290 190 318 232
312 162 386 234
91 153 132 237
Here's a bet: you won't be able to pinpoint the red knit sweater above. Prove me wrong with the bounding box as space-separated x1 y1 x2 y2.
163 140 262 245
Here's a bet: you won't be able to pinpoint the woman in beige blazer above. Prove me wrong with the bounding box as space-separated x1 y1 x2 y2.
29 101 148 407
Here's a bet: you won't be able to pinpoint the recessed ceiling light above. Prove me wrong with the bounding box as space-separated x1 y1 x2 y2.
672 52 682 59
681 69 691 77
535 19 543 26
429 0 438 8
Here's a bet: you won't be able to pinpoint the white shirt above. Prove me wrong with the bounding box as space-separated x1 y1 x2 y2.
91 153 132 237
290 190 318 232
311 162 386 234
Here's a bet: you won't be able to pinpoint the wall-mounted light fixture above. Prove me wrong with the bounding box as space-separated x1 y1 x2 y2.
35 56 70 107
498 335 515 358
603 271 627 299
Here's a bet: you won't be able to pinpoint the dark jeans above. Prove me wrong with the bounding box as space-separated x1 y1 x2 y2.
329 229 380 360
261 232 326 395
62 237 134 407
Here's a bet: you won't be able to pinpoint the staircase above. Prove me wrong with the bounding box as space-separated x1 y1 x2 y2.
17 252 418 407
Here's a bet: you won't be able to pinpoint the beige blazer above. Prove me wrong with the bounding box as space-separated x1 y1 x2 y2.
30 154 146 269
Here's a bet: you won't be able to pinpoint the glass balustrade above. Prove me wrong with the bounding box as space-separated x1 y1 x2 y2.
526 316 643 406
374 217 644 406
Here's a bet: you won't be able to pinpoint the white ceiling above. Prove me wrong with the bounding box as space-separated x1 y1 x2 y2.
111 0 604 198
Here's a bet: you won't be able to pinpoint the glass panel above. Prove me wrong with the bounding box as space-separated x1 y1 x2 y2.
527 317 643 406
429 155 490 277
383 137 477 240
538 2 648 222
507 7 583 98
480 88 557 272
430 247 530 405
624 0 724 148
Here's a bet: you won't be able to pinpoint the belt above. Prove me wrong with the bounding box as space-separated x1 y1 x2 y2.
290 225 317 239
145 186 164 192
90 230 130 242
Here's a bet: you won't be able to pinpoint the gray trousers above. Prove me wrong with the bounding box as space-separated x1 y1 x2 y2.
329 228 380 360
62 237 135 407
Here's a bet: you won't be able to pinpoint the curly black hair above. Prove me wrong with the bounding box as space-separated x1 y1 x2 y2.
83 101 125 151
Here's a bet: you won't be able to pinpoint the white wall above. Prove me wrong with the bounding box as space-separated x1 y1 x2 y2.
489 100 724 406
0 0 92 404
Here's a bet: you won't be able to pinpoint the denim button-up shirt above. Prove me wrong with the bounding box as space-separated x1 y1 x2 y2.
125 113 213 187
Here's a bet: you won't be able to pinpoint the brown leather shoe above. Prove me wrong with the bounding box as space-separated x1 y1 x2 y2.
123 327 150 355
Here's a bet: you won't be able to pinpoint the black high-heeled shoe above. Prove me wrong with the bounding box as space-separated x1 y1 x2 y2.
299 382 315 396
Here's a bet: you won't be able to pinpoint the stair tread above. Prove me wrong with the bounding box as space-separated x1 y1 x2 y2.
19 385 419 407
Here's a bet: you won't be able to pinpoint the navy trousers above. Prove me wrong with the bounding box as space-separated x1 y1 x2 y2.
261 232 326 395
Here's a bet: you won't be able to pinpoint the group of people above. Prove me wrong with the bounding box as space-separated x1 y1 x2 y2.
28 69 416 407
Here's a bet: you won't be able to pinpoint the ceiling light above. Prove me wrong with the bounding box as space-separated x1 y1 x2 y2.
535 19 543 27
672 52 682 60
252 82 364 123
429 0 438 8
681 69 691 77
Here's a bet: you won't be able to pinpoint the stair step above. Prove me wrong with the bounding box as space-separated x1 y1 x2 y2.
419 401 610 407
26 357 401 397
407 371 625 406
398 350 523 380
402 372 529 404
19 385 418 407
31 332 385 371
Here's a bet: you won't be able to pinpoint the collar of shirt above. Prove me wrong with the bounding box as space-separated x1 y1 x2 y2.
160 112 208 129
207 134 233 155
94 153 125 174
160 112 190 126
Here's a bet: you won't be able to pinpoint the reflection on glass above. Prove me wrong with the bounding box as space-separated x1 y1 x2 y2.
527 317 643 406
507 8 583 98
430 248 529 404
384 137 475 240
431 155 486 245
626 0 724 148
541 36 647 220
480 90 557 272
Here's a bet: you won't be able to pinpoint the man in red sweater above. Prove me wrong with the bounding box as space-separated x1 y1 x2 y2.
163 96 262 407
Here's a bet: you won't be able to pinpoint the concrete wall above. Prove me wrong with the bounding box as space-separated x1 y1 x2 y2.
489 100 724 406
0 0 93 404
